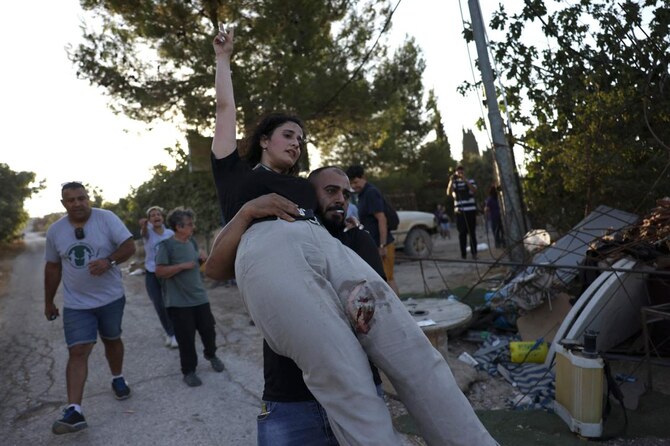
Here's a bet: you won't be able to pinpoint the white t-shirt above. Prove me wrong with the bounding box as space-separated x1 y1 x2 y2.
45 208 132 309
143 224 174 273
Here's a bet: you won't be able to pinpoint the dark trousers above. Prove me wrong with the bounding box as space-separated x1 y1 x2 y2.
167 303 217 375
144 272 174 336
491 217 505 248
456 211 478 258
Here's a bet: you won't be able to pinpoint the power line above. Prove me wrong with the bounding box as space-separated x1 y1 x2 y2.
307 0 404 120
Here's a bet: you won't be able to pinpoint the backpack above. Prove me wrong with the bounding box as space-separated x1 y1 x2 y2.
383 195 399 231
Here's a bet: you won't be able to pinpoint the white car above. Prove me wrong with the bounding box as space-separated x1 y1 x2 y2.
392 211 437 258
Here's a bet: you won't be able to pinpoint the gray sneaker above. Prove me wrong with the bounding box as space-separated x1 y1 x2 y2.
207 355 225 372
183 372 202 387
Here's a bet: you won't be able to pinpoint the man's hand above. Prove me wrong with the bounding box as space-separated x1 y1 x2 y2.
44 302 59 321
88 258 112 276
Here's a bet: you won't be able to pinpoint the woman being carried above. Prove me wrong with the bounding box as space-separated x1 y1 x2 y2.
206 25 497 446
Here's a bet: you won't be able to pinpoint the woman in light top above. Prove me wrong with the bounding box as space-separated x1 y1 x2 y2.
206 26 497 446
139 206 177 348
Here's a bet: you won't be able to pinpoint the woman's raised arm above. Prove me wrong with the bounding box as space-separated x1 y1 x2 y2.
211 25 237 160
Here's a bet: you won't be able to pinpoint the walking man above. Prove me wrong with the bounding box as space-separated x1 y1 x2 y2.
44 182 136 434
448 164 479 259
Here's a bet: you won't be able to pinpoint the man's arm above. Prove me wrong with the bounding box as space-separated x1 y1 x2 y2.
211 26 237 160
374 211 389 247
205 194 298 281
89 237 136 277
44 261 62 320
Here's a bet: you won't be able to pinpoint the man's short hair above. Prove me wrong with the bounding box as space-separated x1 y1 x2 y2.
308 166 347 182
61 181 86 193
345 165 365 180
166 207 195 230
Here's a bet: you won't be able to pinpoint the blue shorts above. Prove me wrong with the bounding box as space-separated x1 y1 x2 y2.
63 296 126 347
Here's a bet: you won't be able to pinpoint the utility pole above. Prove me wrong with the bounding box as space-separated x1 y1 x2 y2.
468 0 526 264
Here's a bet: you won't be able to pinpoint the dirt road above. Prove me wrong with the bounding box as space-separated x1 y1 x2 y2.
0 230 435 445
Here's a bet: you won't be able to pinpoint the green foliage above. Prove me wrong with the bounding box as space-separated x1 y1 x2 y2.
71 1 479 215
462 128 480 158
107 146 221 249
488 0 670 230
0 164 43 243
32 213 64 234
72 0 393 139
320 37 431 172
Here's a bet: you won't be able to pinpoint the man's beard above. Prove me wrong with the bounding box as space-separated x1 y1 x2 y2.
321 206 345 235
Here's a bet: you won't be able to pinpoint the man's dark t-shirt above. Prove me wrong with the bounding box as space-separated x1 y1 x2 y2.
357 182 394 247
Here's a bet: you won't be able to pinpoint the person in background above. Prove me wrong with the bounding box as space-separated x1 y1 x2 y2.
434 203 451 239
346 200 359 220
447 164 479 259
485 185 505 249
139 206 178 348
346 165 400 295
155 207 225 387
45 182 135 434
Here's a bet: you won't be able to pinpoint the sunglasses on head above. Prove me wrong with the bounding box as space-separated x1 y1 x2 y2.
74 227 85 240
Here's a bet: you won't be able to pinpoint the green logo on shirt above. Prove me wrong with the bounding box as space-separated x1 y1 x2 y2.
67 244 94 268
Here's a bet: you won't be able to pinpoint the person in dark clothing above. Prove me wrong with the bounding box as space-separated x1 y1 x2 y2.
485 185 505 249
447 164 479 259
346 165 400 295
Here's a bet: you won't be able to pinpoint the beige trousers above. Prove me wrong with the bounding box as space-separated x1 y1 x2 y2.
236 219 496 446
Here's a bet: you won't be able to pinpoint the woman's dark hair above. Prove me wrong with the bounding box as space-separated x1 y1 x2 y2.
166 207 195 230
243 112 307 176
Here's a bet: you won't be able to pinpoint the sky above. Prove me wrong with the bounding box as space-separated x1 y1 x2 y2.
1 0 511 217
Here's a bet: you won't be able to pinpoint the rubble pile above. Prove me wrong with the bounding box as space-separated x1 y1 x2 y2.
625 197 670 251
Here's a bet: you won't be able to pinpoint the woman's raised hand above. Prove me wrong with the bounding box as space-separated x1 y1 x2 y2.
213 23 234 58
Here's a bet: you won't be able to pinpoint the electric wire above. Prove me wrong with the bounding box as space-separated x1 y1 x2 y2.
307 0 403 120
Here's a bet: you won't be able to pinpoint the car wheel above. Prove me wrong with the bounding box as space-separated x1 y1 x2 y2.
404 228 433 258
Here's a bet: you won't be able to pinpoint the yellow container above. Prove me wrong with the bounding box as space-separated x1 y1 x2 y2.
509 341 549 363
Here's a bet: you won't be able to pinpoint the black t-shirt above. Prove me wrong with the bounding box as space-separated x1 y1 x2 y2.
262 227 386 402
357 182 394 246
211 150 317 224
210 150 385 402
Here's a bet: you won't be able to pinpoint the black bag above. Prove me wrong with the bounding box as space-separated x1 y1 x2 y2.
383 196 399 231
